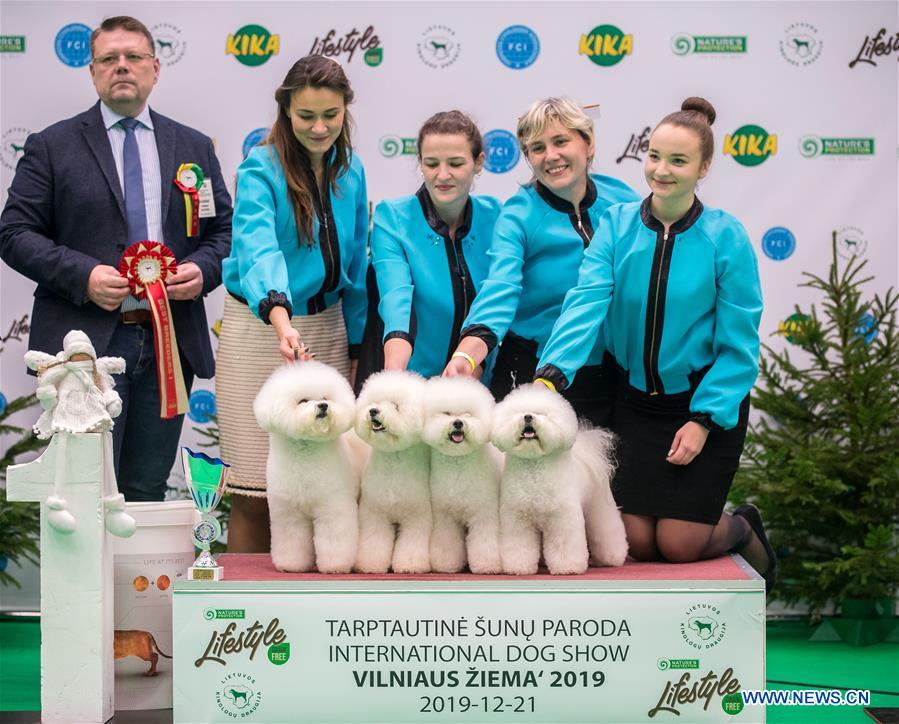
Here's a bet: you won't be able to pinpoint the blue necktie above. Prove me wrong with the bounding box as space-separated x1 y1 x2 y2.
120 117 148 243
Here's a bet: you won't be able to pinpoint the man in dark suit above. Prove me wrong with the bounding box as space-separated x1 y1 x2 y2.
0 16 232 501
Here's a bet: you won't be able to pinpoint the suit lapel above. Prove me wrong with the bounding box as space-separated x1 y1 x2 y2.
81 103 125 219
152 110 176 225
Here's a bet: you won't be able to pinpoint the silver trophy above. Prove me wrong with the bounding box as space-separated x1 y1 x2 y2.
181 448 230 581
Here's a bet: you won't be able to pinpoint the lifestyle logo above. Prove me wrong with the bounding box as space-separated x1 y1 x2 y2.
418 25 460 69
195 617 288 667
216 672 262 718
580 24 633 66
310 26 381 65
617 126 651 164
150 23 186 67
648 667 742 718
671 33 746 55
849 28 899 68
226 25 279 66
724 125 777 166
799 135 875 158
780 22 822 66
1 127 30 171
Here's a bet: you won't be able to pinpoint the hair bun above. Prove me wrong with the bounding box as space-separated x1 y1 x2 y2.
681 97 716 126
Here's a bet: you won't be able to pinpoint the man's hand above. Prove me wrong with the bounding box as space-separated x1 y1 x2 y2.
666 421 710 466
87 264 130 311
165 261 204 300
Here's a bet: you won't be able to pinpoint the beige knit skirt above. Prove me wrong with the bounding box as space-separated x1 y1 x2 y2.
215 294 351 497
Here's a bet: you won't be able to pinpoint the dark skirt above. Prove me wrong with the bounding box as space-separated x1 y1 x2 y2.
611 370 750 525
491 332 618 428
354 263 385 395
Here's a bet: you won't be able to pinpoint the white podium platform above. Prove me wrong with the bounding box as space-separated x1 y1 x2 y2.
173 554 765 723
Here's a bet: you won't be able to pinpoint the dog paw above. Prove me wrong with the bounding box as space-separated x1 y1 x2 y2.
547 563 588 575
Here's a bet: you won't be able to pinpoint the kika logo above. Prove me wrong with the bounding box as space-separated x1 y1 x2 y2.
799 135 875 158
836 226 867 259
680 603 726 650
310 27 381 65
617 126 651 164
54 23 91 67
1 127 30 171
723 125 777 166
0 36 25 53
150 23 186 67
850 28 899 68
483 129 520 173
761 227 796 261
671 33 746 55
242 127 270 159
496 25 540 69
226 25 279 66
780 22 822 66
418 25 460 69
216 672 262 718
778 312 810 345
579 24 633 66
379 135 417 158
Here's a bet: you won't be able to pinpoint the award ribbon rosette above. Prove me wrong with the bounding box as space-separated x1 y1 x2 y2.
119 241 189 418
181 448 230 581
174 163 204 237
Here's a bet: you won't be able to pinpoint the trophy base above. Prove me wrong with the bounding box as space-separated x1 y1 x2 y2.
188 565 224 581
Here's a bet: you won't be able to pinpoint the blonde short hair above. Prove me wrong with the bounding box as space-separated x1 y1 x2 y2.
517 97 595 156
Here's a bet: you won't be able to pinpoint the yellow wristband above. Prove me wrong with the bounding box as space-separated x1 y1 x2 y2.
535 377 556 392
452 351 477 371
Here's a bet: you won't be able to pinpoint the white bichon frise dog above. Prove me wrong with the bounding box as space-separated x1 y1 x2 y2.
254 362 362 574
422 377 503 574
354 370 431 573
492 384 628 575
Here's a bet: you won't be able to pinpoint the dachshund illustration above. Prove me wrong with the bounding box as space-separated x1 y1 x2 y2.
114 629 172 676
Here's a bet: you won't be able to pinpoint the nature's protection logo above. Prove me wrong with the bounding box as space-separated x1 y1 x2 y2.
0 36 25 53
242 127 270 159
671 33 746 55
1 127 30 171
54 23 91 67
723 125 777 166
657 657 700 670
579 24 633 66
799 135 874 158
761 227 796 261
379 135 417 158
226 25 279 66
496 25 540 69
418 25 460 68
204 608 245 620
680 603 726 650
151 23 186 66
483 129 520 173
836 226 867 259
217 672 262 717
780 22 822 66
188 389 217 424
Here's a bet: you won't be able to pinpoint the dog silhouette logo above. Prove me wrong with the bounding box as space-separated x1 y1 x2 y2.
417 25 460 69
216 673 262 717
780 22 822 66
680 603 727 650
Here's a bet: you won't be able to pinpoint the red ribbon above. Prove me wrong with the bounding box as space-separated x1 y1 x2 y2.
119 241 189 418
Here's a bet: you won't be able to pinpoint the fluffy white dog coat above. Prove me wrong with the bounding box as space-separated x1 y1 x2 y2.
254 362 362 574
492 385 628 575
422 377 503 574
355 370 432 573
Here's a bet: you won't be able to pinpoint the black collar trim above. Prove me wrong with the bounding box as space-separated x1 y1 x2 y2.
534 176 597 215
639 194 704 236
415 184 473 240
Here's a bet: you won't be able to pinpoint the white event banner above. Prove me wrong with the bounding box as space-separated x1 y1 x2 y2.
173 579 765 723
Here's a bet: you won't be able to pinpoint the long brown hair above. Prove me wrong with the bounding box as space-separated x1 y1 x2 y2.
266 55 355 244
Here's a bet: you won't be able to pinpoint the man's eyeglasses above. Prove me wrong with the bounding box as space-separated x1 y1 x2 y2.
91 52 155 67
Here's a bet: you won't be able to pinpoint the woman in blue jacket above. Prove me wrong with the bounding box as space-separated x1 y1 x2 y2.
443 97 639 426
536 98 776 590
356 111 501 384
216 55 368 551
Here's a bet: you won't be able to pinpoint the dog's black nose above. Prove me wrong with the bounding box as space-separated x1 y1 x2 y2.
369 407 380 418
317 402 329 413
524 414 533 424
452 419 464 430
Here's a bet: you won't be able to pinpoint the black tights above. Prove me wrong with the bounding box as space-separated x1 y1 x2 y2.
624 512 752 563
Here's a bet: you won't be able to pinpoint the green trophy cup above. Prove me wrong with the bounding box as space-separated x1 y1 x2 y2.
181 448 230 581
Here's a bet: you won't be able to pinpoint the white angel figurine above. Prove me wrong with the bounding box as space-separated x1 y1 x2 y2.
24 330 136 538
